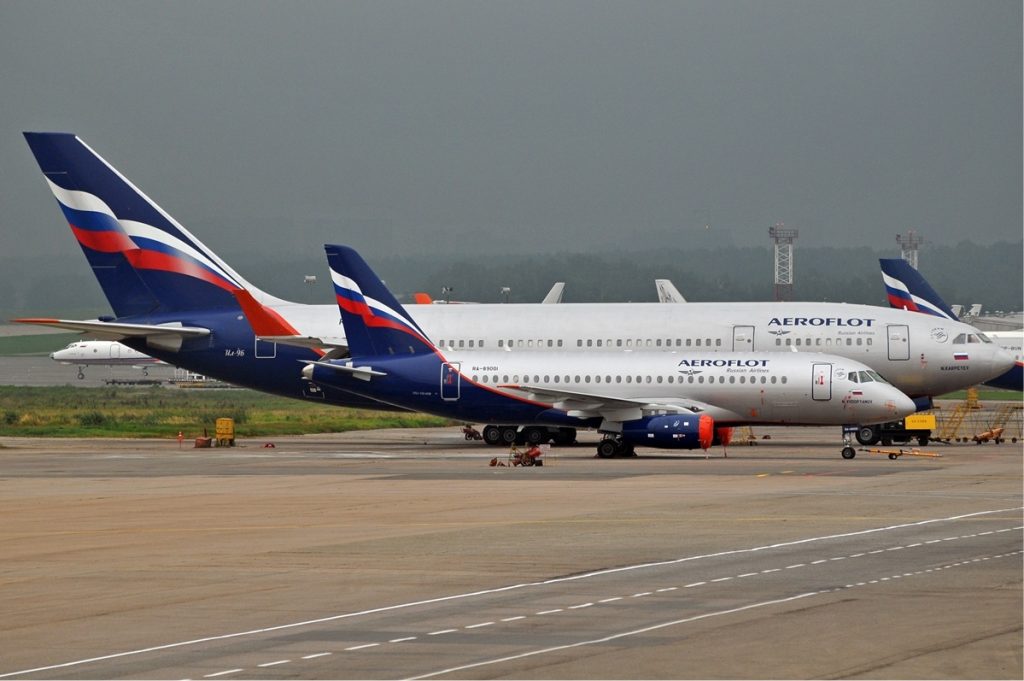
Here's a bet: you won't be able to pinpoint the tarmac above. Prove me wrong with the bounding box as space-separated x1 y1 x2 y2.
0 425 1020 680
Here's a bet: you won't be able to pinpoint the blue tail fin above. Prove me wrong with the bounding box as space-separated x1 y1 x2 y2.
879 258 958 321
23 132 268 317
324 244 435 358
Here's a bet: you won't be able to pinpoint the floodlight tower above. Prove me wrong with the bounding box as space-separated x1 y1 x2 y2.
769 222 799 302
896 229 924 270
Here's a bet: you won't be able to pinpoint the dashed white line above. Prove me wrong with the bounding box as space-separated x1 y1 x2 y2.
684 581 706 587
257 660 290 668
345 643 380 651
536 609 563 615
301 652 332 660
760 568 780 574
599 596 623 603
657 586 679 592
632 592 653 597
427 629 457 636
203 670 242 678
569 602 594 609
810 559 828 565
465 622 494 629
738 572 759 578
711 577 733 582
785 564 806 569
501 616 526 622
829 556 846 561
389 637 417 643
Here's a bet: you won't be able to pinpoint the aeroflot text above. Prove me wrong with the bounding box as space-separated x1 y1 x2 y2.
678 359 770 368
768 317 875 327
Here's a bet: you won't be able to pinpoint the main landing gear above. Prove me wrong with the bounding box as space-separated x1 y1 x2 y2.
596 437 636 458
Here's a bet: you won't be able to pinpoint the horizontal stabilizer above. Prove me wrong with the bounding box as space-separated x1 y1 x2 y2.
13 317 210 339
301 360 386 382
258 335 347 351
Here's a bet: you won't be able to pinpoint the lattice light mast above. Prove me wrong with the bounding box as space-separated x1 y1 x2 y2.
896 229 924 270
769 222 799 302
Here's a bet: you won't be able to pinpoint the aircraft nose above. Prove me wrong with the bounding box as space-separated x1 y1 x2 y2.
990 346 1016 376
891 389 918 418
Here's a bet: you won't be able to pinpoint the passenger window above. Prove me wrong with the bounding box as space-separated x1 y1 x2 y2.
716 339 722 347
657 376 663 383
696 339 702 347
577 340 583 347
795 338 801 346
459 340 465 348
557 340 563 348
554 375 560 383
686 339 692 347
776 339 782 346
596 340 603 347
468 340 474 348
616 339 623 347
781 376 788 384
698 376 704 384
586 339 593 347
771 376 777 384
856 338 862 346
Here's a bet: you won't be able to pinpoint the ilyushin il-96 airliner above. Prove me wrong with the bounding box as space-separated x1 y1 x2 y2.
15 132 1014 451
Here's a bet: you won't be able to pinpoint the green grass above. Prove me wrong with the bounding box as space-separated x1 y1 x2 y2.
0 386 451 438
937 389 1023 402
0 333 79 356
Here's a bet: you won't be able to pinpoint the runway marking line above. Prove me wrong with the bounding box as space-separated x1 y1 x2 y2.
427 629 457 636
406 551 1024 681
3 508 1019 681
464 622 494 629
257 660 289 668
202 670 242 678
301 652 331 659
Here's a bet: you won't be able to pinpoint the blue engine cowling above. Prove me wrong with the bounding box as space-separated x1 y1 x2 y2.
620 414 714 450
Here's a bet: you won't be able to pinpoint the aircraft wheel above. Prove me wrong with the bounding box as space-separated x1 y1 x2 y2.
596 440 618 458
482 426 502 446
77 371 85 380
841 446 856 460
918 436 929 446
855 426 878 446
500 427 518 445
553 428 577 446
523 427 547 445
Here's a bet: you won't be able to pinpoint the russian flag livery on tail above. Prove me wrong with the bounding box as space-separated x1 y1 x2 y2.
23 132 271 315
326 245 433 359
880 258 957 320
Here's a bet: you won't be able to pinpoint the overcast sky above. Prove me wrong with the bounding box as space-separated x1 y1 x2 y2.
1 0 1020 262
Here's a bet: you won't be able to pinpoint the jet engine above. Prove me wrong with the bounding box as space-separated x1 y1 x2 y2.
621 414 714 450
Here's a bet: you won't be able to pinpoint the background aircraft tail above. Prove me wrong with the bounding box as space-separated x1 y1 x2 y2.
325 244 434 359
879 258 957 320
23 132 274 317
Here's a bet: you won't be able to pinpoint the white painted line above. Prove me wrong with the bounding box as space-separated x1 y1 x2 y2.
302 652 332 660
978 531 994 536
906 543 922 548
257 660 289 668
536 609 562 615
500 616 526 622
569 603 594 609
427 629 457 636
8 505 1020 681
203 670 243 678
886 546 905 551
785 564 805 569
868 549 885 554
810 560 827 565
848 553 865 558
390 637 417 643
737 572 758 578
465 622 494 629
760 569 780 574
657 586 679 591
631 592 652 597
345 643 380 651
598 597 623 603
711 577 733 582
405 592 820 680
829 556 846 561
684 581 706 587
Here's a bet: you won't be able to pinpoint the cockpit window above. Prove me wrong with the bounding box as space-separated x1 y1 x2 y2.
976 333 993 344
867 370 889 384
953 333 967 344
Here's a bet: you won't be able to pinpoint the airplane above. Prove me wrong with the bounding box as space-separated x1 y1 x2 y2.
655 279 687 303
50 339 162 379
880 258 1021 392
14 132 1013 439
285 244 917 458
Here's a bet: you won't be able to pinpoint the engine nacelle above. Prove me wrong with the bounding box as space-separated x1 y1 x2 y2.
713 426 734 447
621 414 714 450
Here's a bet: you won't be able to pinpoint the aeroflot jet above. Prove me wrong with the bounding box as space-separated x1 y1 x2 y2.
16 132 1013 425
880 258 1022 392
285 245 916 457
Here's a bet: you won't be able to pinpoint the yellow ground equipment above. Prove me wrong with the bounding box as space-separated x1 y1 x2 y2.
858 446 941 460
215 418 235 447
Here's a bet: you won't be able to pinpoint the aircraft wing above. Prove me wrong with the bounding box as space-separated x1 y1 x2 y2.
500 383 707 421
13 317 210 339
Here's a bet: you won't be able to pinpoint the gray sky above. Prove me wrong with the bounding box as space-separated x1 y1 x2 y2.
1 0 1020 261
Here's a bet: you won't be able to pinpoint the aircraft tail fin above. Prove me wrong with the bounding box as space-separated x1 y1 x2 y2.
879 258 958 320
324 244 435 359
23 132 275 317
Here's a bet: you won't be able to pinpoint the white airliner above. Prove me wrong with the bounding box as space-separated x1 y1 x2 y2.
51 340 161 379
280 244 918 458
17 132 1015 440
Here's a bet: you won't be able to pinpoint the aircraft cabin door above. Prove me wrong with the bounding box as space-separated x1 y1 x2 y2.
811 363 832 401
733 325 755 351
887 324 910 361
441 362 461 401
109 343 120 360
